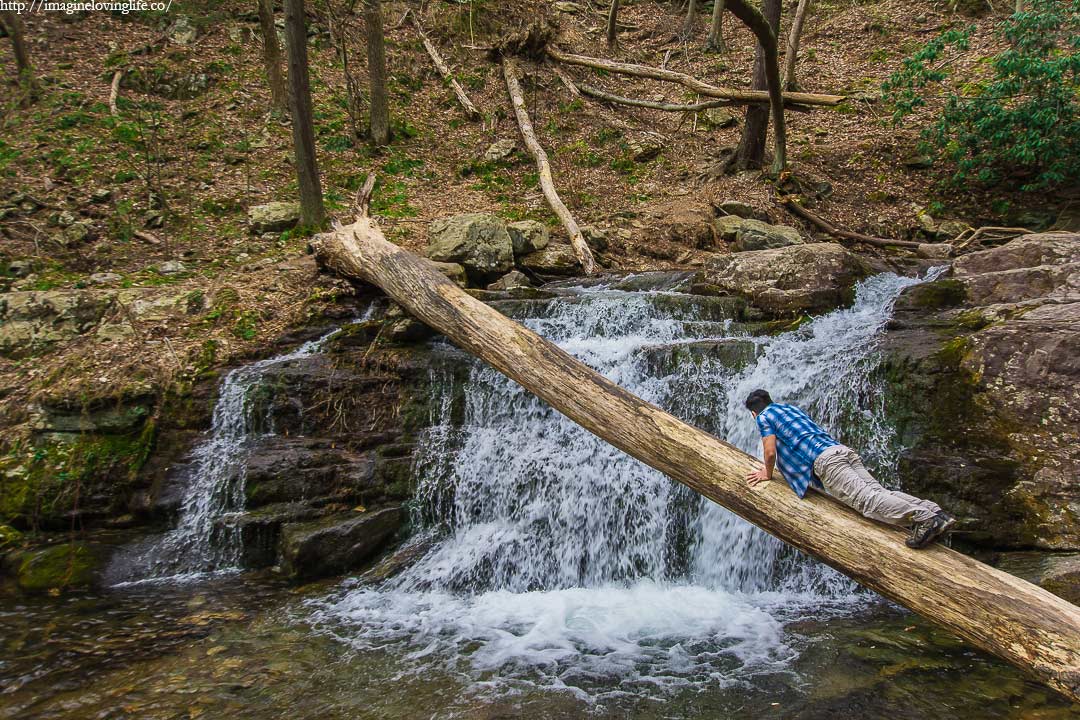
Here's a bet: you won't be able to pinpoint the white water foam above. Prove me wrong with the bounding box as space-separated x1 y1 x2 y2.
309 270 941 698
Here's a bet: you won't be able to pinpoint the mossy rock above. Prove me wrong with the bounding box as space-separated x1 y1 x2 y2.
15 543 97 593
900 278 967 310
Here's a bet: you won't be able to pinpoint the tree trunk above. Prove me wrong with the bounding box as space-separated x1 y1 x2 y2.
547 49 841 107
0 11 38 95
502 57 597 275
364 0 390 145
727 0 786 175
783 0 811 91
314 212 1080 705
283 0 326 227
606 0 620 48
257 0 289 114
706 0 725 51
681 0 698 38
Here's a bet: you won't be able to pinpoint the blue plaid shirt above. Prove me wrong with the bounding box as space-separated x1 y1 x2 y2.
756 403 839 498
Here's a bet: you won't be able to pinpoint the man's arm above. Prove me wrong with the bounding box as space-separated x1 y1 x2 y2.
746 435 777 487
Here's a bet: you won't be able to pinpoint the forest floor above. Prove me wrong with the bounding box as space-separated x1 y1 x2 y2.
0 0 1071 435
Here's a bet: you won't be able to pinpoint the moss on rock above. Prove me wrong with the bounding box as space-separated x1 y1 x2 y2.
15 542 97 593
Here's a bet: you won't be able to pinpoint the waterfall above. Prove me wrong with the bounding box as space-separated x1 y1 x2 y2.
108 323 356 584
310 270 940 697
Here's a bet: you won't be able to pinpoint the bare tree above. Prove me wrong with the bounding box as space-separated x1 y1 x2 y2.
257 0 289 114
283 0 326 226
606 0 620 48
324 0 364 138
727 0 786 175
0 11 39 97
783 0 811 91
706 0 726 51
364 0 390 145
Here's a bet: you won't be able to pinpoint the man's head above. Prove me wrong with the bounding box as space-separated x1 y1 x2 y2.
744 389 773 416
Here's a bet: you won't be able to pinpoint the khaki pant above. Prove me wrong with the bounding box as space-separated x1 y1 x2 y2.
813 445 940 527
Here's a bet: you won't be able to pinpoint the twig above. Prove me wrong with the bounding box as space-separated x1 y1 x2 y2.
954 225 1033 250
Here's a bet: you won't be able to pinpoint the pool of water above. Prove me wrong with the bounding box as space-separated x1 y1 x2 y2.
0 575 1073 719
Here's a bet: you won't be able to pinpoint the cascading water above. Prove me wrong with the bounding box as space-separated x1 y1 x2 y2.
309 270 941 698
109 322 359 584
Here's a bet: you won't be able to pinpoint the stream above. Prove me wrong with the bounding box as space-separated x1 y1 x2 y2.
1 272 1073 719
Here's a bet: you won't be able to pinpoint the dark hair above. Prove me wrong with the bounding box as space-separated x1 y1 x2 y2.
744 389 773 414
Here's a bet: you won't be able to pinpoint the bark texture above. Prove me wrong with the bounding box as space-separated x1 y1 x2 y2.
257 0 289 113
313 216 1080 704
283 0 326 226
364 0 391 145
728 0 785 174
502 57 597 275
1 11 37 94
606 0 621 48
783 0 811 91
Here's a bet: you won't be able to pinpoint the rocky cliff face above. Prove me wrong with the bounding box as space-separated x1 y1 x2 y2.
881 232 1079 550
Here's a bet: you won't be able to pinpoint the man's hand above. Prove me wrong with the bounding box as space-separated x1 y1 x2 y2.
746 465 771 487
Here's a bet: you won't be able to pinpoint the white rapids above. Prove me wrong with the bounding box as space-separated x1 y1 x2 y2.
308 270 940 699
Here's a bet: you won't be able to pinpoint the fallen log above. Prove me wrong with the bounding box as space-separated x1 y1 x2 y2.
547 48 843 107
411 14 482 120
108 70 123 116
314 196 1080 703
579 83 735 112
781 196 925 250
502 56 597 275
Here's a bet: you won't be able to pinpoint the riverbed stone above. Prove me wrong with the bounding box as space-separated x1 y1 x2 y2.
428 213 514 281
279 506 404 582
248 202 301 234
487 270 532 292
507 220 549 255
692 243 871 317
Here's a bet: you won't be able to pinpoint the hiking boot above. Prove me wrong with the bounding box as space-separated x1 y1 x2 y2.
906 512 956 549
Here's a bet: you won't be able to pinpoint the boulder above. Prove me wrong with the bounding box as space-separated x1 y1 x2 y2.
248 201 301 234
62 222 94 245
428 260 467 286
626 135 663 162
157 260 187 276
717 200 758 219
167 14 197 45
482 139 517 164
428 213 514 281
995 552 1080 604
702 108 737 128
507 220 549 255
722 217 804 252
279 506 404 582
581 225 609 252
487 270 532 292
880 233 1080 550
518 243 581 276
692 243 871 317
13 543 97 593
0 290 117 358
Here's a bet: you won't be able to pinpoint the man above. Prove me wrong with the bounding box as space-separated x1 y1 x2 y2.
743 389 954 549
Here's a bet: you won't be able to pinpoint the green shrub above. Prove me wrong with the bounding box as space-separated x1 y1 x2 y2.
882 0 1080 191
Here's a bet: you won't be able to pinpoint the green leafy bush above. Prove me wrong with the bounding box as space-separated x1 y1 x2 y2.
882 0 1079 190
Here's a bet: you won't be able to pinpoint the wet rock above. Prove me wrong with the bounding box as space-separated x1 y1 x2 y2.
428 213 514 281
693 243 869 317
482 139 517 164
638 339 761 376
29 394 153 435
487 270 532 292
518 242 580 276
279 506 404 582
248 201 300 234
995 552 1080 604
218 502 323 568
881 233 1080 549
12 543 97 593
507 220 549 256
715 216 803 252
